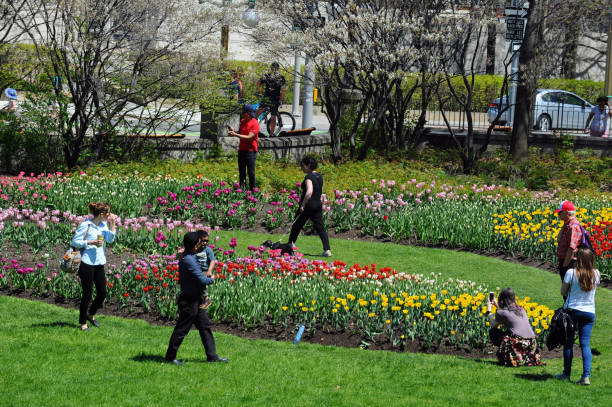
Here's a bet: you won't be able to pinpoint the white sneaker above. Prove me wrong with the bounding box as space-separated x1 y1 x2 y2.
321 250 332 257
578 377 590 386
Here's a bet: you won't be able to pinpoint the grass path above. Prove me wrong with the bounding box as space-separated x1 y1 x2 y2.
1 232 611 406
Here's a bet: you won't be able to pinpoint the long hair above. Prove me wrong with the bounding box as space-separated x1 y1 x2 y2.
497 287 524 317
575 247 597 292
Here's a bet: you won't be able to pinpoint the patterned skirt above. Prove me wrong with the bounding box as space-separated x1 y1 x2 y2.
496 335 545 367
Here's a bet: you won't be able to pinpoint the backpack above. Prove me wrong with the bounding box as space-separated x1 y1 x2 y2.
579 224 593 250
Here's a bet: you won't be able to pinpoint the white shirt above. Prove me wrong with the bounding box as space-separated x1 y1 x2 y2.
590 106 609 132
564 268 599 314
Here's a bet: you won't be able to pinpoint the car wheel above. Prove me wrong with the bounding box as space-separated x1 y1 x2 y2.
536 114 552 131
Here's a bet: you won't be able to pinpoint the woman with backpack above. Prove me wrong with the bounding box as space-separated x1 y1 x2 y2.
486 287 544 367
556 247 600 385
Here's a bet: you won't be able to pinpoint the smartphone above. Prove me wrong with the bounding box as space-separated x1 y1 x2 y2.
489 292 495 302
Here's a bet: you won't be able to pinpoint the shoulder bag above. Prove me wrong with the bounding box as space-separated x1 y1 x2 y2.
60 224 90 273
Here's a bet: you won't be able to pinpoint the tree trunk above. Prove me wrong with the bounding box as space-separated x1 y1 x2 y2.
561 18 579 78
510 0 545 163
486 22 497 75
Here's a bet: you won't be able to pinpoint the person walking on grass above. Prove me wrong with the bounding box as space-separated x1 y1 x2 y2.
556 247 600 385
555 201 583 292
288 157 331 257
71 202 117 332
228 103 259 192
165 232 228 366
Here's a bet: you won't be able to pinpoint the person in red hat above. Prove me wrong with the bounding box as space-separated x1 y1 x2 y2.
555 200 583 289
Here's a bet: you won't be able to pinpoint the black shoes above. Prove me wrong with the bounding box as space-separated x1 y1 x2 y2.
166 358 184 366
87 315 100 327
207 356 229 363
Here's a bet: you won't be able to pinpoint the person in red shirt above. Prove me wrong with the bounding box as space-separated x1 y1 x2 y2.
228 104 260 191
555 200 583 285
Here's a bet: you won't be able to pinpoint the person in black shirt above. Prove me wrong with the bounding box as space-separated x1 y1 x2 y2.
288 157 331 257
257 62 286 135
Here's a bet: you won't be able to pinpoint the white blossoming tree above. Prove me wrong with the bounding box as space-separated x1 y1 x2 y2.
258 0 452 161
10 0 225 167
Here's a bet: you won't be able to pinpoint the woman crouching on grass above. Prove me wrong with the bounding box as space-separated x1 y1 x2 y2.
486 287 544 367
71 202 116 332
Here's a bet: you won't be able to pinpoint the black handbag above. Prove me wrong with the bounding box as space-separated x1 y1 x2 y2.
546 274 576 350
546 307 575 350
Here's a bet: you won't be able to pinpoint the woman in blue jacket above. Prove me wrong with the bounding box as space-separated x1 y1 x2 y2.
71 202 116 331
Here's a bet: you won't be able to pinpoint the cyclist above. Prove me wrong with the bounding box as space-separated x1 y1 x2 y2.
257 62 286 135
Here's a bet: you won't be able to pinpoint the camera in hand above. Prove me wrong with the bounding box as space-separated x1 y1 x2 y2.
489 292 495 302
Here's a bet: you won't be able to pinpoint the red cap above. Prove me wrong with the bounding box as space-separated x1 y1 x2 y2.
554 200 576 214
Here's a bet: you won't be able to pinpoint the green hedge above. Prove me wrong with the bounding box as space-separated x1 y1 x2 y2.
407 75 605 113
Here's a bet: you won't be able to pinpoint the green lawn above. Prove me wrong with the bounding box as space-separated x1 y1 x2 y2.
1 232 611 406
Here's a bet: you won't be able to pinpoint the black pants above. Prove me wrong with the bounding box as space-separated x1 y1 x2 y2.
238 150 257 191
558 259 575 301
78 263 106 325
289 206 330 251
165 295 218 361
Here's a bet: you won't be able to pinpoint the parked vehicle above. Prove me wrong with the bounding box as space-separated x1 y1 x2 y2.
487 89 594 131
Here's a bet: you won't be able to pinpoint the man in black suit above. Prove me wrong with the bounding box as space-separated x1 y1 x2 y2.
165 232 228 365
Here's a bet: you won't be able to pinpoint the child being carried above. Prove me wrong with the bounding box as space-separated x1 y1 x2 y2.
196 230 217 309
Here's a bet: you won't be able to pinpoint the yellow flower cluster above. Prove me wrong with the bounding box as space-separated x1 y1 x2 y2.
282 292 553 335
493 207 612 244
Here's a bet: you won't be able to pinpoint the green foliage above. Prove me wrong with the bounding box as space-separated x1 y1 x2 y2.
0 43 47 91
0 93 65 173
1 235 612 406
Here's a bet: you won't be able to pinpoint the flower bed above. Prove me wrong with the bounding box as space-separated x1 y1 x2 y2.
1 172 610 277
0 248 554 350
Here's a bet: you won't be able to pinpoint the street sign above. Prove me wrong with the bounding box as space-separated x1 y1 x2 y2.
505 17 525 41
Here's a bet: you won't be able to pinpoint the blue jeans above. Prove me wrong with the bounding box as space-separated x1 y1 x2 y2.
563 310 595 378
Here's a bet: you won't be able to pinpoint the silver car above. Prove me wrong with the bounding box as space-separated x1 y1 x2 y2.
487 89 594 131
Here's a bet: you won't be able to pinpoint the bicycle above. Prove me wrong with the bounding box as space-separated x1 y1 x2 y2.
253 101 296 136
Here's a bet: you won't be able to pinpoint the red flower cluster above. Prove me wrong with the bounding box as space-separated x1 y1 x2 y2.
589 221 612 259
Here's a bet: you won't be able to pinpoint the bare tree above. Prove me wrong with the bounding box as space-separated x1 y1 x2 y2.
434 0 512 174
0 1 38 90
11 0 223 167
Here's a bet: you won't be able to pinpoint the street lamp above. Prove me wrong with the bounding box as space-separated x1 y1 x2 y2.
242 0 260 28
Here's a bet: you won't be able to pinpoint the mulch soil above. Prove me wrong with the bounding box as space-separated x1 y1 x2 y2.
1 227 606 360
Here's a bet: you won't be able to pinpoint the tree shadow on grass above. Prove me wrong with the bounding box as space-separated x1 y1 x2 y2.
131 353 167 363
30 321 75 329
514 373 554 382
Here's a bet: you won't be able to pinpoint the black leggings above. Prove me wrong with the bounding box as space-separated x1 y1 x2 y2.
78 263 106 325
289 207 330 251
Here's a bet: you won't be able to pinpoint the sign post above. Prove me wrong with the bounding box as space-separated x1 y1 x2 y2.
504 0 529 128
